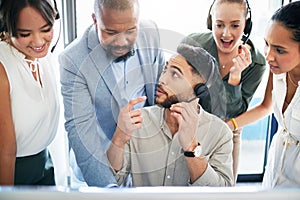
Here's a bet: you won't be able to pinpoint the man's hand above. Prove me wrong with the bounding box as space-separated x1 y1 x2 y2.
114 96 147 147
107 96 147 172
170 99 199 151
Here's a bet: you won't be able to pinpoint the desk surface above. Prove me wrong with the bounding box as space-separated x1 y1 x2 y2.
1 186 300 200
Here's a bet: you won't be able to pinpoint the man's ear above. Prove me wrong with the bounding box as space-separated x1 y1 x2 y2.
92 13 98 29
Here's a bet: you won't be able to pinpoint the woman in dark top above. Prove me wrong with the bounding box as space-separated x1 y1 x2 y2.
182 0 266 183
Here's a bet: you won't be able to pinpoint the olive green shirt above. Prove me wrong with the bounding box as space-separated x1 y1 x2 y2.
181 32 266 118
111 105 234 186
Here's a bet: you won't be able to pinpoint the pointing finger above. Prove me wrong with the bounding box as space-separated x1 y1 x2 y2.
127 96 147 111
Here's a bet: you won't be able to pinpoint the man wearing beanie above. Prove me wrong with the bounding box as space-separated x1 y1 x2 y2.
106 44 233 186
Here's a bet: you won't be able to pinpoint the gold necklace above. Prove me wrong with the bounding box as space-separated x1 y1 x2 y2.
220 46 242 69
287 72 298 87
221 61 231 69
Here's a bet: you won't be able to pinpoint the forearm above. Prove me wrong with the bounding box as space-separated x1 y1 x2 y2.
0 129 16 185
0 65 16 185
0 154 16 185
107 128 126 172
227 104 272 131
185 156 208 184
107 145 125 173
228 72 273 131
182 139 208 183
235 104 272 130
226 64 267 118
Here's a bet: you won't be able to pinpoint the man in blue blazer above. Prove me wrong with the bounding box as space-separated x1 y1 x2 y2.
59 0 165 187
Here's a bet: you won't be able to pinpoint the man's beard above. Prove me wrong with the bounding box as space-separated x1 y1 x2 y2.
105 44 134 59
156 94 179 109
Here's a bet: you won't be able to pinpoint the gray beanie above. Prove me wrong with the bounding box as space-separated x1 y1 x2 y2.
177 43 217 87
177 43 226 119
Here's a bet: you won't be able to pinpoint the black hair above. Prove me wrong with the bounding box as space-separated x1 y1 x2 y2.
0 0 56 41
271 1 300 43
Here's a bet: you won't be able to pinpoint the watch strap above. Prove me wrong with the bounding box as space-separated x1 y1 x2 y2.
183 142 201 157
184 151 196 157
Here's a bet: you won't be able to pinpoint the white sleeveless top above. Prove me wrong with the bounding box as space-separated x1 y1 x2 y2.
262 73 300 188
0 42 59 157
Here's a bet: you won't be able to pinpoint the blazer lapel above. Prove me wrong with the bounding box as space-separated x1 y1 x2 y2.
136 30 156 105
89 45 127 108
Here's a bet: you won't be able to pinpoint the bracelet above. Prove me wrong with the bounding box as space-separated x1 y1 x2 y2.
230 118 238 131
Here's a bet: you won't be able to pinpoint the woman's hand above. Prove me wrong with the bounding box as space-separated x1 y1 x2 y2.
228 45 252 86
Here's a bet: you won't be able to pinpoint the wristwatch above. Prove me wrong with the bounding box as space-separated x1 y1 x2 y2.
184 143 202 157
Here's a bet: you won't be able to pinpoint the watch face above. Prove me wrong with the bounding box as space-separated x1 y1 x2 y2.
194 145 202 157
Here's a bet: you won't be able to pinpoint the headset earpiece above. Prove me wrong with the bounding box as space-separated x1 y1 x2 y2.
242 0 252 44
55 12 60 20
53 0 60 20
194 83 207 98
206 1 214 30
207 14 212 30
47 0 60 20
244 18 252 36
50 0 61 53
242 17 252 44
193 83 211 113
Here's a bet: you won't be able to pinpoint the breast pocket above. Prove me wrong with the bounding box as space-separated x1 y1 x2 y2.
290 107 300 136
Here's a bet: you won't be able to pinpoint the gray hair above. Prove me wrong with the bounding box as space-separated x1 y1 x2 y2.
94 0 139 18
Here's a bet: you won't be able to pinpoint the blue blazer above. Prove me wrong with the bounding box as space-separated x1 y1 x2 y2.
59 20 165 187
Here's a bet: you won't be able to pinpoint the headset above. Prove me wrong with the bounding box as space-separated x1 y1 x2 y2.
50 0 61 52
206 0 252 44
52 0 60 20
186 83 211 113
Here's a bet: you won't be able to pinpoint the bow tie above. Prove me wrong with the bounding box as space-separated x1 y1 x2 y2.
114 49 135 63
